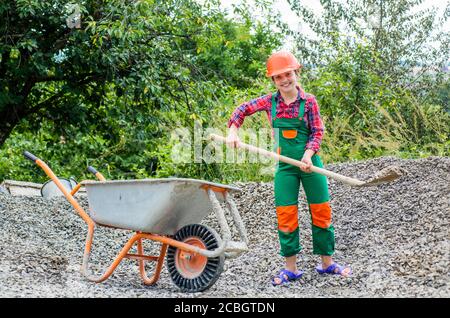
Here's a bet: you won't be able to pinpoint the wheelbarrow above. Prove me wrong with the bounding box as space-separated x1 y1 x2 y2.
23 151 248 292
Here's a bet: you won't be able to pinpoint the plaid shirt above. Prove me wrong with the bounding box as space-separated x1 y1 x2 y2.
227 87 324 153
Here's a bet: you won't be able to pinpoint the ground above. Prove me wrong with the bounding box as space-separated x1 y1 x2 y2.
0 156 448 297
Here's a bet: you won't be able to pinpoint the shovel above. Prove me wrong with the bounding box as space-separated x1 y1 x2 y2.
209 134 405 187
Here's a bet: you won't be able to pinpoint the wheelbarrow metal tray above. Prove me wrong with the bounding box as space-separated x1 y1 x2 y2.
83 178 240 235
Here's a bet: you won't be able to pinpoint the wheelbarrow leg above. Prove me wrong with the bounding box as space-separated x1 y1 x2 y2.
81 231 145 283
137 238 168 285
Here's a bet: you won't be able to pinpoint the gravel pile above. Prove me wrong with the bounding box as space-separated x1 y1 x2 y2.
0 156 448 297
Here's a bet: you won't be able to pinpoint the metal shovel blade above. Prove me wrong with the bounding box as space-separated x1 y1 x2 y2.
358 165 407 187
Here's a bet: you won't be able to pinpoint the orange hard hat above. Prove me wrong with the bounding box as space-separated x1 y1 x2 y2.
266 51 301 77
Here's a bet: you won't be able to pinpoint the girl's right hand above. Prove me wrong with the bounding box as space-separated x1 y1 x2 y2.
226 129 240 148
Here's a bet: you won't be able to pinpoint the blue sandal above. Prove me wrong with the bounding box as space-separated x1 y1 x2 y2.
316 263 352 277
271 269 304 286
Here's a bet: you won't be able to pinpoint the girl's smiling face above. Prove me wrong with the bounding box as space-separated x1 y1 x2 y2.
273 70 298 94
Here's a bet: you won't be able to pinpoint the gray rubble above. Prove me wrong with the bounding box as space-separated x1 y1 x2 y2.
0 156 448 297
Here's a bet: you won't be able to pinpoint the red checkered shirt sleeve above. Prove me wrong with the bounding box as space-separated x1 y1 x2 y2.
227 94 272 128
305 96 324 153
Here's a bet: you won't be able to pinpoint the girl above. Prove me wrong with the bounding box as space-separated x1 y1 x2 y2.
226 51 351 286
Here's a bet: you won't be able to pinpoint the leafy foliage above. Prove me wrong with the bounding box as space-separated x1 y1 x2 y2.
0 0 281 182
0 0 448 184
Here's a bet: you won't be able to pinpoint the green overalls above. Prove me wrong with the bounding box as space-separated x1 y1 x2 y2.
272 92 335 257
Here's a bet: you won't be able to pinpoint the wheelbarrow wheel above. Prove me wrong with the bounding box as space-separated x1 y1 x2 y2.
166 224 224 293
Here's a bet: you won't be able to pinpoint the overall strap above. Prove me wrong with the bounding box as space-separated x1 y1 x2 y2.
272 91 306 121
271 92 278 124
298 99 306 119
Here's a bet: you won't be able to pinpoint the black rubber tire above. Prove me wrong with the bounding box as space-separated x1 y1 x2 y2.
166 224 225 293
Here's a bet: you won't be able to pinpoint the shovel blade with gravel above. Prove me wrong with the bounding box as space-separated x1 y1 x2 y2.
210 134 405 187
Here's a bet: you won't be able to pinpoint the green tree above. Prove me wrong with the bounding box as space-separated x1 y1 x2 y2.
0 0 283 181
289 0 449 88
0 0 280 146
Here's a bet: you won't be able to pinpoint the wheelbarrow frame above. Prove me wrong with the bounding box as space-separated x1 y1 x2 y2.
23 151 248 287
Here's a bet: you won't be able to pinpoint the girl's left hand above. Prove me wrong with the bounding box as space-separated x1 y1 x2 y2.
300 156 313 173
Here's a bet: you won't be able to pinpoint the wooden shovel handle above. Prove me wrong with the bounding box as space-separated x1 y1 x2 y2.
210 134 364 186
